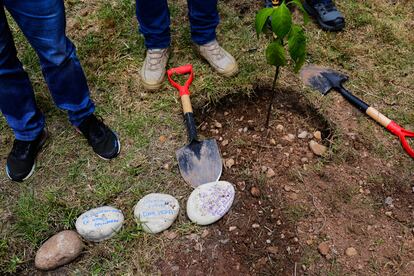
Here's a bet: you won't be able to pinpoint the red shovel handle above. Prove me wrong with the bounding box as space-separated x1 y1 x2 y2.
387 121 414 158
167 64 194 96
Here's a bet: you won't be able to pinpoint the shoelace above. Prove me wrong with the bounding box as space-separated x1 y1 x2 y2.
81 115 107 145
315 1 336 14
11 140 32 158
204 42 224 60
147 49 166 71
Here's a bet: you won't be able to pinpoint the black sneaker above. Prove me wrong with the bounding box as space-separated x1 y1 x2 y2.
304 0 345 32
6 129 48 182
77 114 120 160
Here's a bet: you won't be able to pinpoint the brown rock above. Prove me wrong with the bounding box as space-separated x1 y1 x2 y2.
35 230 83 271
309 140 327 156
225 158 235 168
318 242 330 256
267 246 278 254
250 186 261 197
345 247 358 256
159 135 167 143
221 139 229 146
313 131 322 140
164 231 178 240
266 168 276 178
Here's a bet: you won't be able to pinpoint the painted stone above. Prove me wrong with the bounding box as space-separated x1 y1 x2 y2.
187 181 235 225
134 193 179 234
35 230 83 270
75 206 124 242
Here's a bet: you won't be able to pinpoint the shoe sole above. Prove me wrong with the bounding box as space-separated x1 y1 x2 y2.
6 130 49 182
141 79 164 91
303 2 345 32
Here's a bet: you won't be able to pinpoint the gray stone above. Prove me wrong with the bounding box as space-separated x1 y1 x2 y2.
75 206 124 242
134 193 179 234
35 230 83 270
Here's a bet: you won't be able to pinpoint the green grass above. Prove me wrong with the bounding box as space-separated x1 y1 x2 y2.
0 0 413 274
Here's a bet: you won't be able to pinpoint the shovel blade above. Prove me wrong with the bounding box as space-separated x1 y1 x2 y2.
176 139 222 188
300 65 349 95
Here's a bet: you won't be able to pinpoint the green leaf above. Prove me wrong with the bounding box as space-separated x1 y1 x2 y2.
266 41 286 67
255 8 274 37
271 3 292 39
288 0 310 24
288 25 306 72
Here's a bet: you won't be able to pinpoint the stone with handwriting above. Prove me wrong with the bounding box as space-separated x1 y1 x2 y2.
75 206 124 242
134 193 180 234
187 181 235 225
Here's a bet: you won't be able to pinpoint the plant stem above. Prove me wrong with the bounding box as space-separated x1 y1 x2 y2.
265 66 280 128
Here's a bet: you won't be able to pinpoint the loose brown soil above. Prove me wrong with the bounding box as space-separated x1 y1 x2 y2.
157 88 414 275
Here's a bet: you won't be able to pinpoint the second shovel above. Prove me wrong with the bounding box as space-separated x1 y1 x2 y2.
167 64 222 187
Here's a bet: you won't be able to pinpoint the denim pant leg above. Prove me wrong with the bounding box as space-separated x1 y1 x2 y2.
136 0 171 49
0 4 45 141
5 0 95 127
187 0 219 45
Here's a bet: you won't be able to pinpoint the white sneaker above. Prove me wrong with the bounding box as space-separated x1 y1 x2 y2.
195 40 238 77
140 48 170 90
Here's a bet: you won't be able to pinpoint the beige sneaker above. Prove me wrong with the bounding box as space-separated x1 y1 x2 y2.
140 48 170 90
195 40 238 77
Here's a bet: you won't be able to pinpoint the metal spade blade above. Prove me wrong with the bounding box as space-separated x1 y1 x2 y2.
176 138 222 188
300 64 349 95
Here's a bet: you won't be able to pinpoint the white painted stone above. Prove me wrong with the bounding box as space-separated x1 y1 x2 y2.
75 206 124 242
134 193 179 234
187 181 235 225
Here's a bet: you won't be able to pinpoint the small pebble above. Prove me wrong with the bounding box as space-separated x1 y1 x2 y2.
309 140 327 156
345 247 358 256
252 223 260 228
250 186 261 197
276 124 284 131
313 131 322 140
229 226 237 232
225 158 235 168
266 168 276 178
214 121 222 128
318 242 330 256
298 131 308 139
222 139 229 146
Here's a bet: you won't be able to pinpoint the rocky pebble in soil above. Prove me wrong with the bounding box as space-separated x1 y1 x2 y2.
345 247 358 256
187 181 235 225
309 140 327 156
134 193 180 234
75 206 124 242
35 230 83 270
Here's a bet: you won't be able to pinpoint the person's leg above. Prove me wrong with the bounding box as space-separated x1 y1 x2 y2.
136 0 171 49
303 0 345 32
4 0 95 127
4 0 120 162
188 0 238 77
187 0 219 45
136 0 170 90
0 3 45 141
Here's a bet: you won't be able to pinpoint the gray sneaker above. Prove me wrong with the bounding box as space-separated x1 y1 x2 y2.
195 40 238 77
140 48 170 90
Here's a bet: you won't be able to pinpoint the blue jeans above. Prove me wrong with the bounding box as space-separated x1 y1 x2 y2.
136 0 219 49
0 0 95 141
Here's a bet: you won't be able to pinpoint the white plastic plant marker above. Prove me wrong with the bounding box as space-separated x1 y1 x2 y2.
187 181 235 225
75 206 124 242
134 193 180 234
